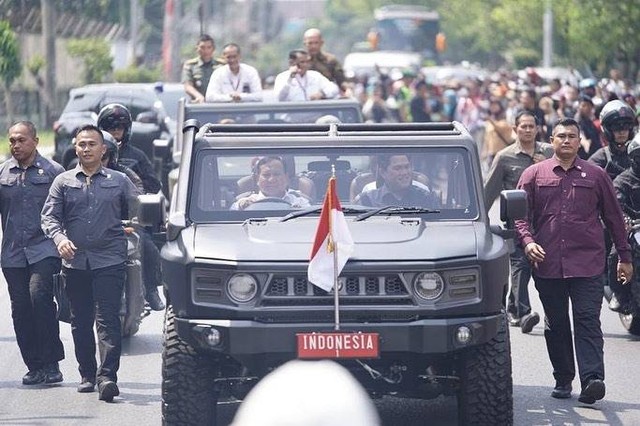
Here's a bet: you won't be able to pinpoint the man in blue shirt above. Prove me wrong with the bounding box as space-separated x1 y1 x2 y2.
0 121 65 385
42 125 140 402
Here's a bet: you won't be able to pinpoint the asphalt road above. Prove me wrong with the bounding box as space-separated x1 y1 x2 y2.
0 205 638 425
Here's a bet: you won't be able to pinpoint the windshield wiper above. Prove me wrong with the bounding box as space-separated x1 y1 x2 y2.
279 206 367 222
354 205 440 222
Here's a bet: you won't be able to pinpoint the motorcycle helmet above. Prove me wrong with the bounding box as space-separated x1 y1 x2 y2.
628 133 640 174
579 77 597 90
101 131 119 169
97 103 132 147
600 99 636 149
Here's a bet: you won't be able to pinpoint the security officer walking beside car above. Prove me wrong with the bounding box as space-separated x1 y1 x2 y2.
182 34 224 103
41 124 141 402
516 117 632 405
0 121 65 386
484 110 553 333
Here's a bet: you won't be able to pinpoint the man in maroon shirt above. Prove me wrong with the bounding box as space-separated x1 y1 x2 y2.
515 117 633 404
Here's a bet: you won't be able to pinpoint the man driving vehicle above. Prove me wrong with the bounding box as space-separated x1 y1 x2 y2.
231 156 311 210
354 154 441 209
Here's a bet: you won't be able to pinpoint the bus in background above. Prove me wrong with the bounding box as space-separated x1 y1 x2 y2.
344 4 444 79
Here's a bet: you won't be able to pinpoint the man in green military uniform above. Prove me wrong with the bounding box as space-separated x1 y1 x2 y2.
303 28 346 93
182 34 224 103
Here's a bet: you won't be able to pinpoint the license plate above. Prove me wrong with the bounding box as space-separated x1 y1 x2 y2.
296 332 379 359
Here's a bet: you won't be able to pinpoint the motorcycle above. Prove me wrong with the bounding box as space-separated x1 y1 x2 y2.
605 219 640 336
53 221 150 337
121 221 151 337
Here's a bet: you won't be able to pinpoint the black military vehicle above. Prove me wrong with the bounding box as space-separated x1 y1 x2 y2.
142 121 525 425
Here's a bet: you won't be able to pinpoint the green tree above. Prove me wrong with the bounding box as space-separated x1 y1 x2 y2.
0 20 21 126
67 38 113 84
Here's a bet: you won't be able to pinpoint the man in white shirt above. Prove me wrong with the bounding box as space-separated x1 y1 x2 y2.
205 43 262 103
273 49 339 102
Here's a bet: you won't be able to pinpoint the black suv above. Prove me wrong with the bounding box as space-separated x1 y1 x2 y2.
142 121 525 425
53 83 176 170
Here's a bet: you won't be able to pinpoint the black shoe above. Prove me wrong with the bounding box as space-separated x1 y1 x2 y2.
520 312 540 334
551 382 572 399
22 369 46 385
145 287 165 311
578 379 605 404
507 312 521 327
77 378 96 393
98 380 119 402
44 362 63 384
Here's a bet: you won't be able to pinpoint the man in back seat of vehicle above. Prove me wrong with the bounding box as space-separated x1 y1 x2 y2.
231 156 311 210
354 154 441 209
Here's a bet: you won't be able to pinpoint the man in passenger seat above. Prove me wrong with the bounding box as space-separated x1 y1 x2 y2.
354 154 440 208
231 157 311 210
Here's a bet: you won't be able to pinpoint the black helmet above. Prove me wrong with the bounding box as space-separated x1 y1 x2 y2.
97 103 132 147
101 131 119 169
600 99 636 145
628 133 640 161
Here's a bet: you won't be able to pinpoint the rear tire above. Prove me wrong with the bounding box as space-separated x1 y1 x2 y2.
457 312 513 425
162 306 218 426
121 261 145 337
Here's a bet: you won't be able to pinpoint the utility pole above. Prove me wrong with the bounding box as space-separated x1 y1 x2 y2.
129 0 140 65
162 0 182 81
542 0 553 67
41 0 56 127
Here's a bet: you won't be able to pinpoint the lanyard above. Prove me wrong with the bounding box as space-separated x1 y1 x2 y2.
228 68 241 92
294 74 308 100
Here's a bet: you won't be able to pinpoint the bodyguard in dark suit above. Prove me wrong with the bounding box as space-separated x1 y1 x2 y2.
42 125 140 402
0 121 64 385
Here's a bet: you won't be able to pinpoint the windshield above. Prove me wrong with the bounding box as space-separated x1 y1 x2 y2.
376 17 439 54
188 146 478 222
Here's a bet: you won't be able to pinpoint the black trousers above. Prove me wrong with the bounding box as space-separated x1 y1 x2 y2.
534 275 605 388
2 257 64 371
140 230 161 291
507 246 533 319
64 263 125 384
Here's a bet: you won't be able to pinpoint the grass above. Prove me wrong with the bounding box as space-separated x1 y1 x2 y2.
0 130 55 159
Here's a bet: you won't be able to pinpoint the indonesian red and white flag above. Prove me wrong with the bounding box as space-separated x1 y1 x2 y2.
308 177 354 291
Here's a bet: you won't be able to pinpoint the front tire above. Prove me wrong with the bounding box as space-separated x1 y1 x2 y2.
457 312 513 426
619 279 640 335
162 305 218 425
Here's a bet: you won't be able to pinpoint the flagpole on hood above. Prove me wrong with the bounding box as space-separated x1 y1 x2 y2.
330 165 341 331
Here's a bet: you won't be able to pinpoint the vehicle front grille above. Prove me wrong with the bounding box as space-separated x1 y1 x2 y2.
261 273 413 306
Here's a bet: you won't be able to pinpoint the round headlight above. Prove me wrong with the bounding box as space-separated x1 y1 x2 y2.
227 273 258 303
413 272 445 300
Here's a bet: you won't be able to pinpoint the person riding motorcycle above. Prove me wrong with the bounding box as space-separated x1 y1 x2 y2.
589 100 637 311
102 132 144 192
611 134 640 314
97 103 162 194
588 99 635 180
98 109 165 312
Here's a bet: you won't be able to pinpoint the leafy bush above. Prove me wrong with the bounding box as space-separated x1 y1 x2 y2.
114 65 161 82
67 38 113 84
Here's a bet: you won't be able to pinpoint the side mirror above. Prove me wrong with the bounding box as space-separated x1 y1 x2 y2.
500 189 527 224
137 193 166 229
153 138 171 160
136 111 159 124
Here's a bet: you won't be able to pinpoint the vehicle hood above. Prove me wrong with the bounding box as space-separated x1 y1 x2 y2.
191 218 479 262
